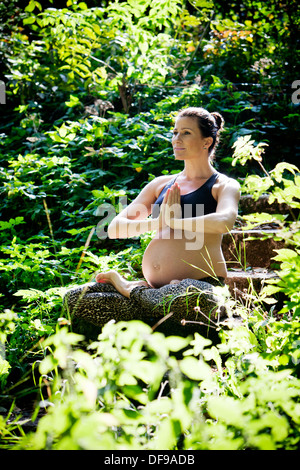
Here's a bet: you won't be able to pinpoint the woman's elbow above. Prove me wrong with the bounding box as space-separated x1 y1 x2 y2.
218 211 237 234
218 223 233 234
107 221 118 239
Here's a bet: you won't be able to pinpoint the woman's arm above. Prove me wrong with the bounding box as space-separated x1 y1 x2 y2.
166 178 240 235
108 214 159 239
107 177 169 239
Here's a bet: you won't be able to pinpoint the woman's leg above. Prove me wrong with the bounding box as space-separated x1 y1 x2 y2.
95 271 148 297
63 274 226 332
129 277 226 328
63 281 139 328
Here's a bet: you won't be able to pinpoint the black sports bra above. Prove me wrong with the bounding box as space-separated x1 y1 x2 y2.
152 173 219 218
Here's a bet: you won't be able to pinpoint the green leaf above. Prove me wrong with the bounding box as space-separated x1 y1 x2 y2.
0 217 25 231
207 396 244 427
190 0 214 8
154 418 179 449
25 0 36 12
184 332 212 357
13 288 45 300
58 125 68 138
0 357 11 376
143 397 173 417
271 162 299 182
23 16 36 25
203 345 223 372
273 248 298 262
180 356 212 381
65 95 80 108
165 335 190 352
39 354 58 375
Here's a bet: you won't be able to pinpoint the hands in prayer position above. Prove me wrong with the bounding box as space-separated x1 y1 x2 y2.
158 182 182 229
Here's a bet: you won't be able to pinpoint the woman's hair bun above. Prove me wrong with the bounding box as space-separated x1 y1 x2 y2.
211 112 224 131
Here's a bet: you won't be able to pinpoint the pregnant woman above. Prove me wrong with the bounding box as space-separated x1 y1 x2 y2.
64 107 240 334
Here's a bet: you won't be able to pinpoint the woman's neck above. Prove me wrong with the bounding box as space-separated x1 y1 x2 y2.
181 159 215 181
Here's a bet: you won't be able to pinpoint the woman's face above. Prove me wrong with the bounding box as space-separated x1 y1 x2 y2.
172 116 208 160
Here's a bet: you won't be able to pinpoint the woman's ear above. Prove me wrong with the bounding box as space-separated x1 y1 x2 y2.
203 136 213 149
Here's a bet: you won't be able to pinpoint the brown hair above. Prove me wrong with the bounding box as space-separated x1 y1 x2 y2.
176 107 224 158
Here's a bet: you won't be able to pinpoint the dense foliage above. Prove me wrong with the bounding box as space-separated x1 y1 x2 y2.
0 0 299 450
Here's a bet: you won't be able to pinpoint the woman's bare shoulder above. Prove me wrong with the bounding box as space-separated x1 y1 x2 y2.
216 172 240 190
131 173 180 208
143 173 180 198
213 172 240 205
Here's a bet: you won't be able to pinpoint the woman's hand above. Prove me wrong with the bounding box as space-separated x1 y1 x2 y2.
162 183 182 227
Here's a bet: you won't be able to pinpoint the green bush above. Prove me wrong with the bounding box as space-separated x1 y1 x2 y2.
6 320 300 450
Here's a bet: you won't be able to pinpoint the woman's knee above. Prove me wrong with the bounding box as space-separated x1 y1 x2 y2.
63 282 102 312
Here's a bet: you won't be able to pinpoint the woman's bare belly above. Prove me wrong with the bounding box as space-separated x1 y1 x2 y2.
142 227 227 288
